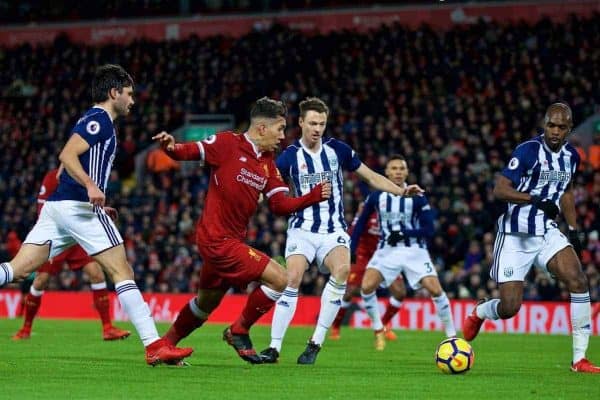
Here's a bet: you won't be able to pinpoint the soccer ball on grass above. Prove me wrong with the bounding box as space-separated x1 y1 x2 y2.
435 337 474 374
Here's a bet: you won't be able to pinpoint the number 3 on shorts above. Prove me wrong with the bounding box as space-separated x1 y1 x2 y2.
425 262 433 273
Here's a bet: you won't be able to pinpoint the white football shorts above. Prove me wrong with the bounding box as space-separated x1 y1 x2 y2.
367 245 436 289
490 227 571 283
24 200 123 258
285 228 350 272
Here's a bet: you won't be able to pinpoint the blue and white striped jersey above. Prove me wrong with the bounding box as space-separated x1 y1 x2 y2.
276 137 361 233
49 107 117 202
498 135 580 235
351 191 434 251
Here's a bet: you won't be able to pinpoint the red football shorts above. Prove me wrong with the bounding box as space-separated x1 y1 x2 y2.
197 239 270 290
38 244 93 275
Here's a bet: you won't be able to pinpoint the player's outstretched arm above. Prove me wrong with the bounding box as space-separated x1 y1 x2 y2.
349 200 374 255
152 131 201 161
59 134 105 207
268 182 331 216
152 131 176 151
354 163 424 196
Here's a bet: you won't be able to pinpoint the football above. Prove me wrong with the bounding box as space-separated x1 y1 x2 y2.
435 337 474 374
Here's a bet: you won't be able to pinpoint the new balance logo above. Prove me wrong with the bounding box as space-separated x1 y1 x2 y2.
278 301 289 307
239 156 247 162
330 299 342 306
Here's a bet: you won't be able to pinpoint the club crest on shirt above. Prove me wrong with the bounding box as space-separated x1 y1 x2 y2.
86 120 100 135
248 248 262 262
508 157 519 170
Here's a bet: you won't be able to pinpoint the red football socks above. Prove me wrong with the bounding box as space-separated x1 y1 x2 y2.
22 293 42 328
230 287 276 335
332 307 347 329
381 305 400 325
165 302 206 345
92 288 112 329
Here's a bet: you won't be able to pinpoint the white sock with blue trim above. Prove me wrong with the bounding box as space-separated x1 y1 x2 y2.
311 278 347 345
432 292 456 337
0 263 14 286
476 298 500 320
269 286 298 352
361 289 383 332
115 280 159 347
571 292 591 364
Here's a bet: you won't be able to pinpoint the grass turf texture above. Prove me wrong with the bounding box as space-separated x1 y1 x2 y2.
1 319 598 399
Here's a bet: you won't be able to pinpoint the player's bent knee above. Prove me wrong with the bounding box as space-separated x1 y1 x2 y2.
361 282 378 294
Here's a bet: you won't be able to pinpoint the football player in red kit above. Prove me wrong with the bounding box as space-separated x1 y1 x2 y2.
153 97 331 364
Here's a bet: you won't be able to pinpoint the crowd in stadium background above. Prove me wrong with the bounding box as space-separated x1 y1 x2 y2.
1 0 517 23
0 2 599 306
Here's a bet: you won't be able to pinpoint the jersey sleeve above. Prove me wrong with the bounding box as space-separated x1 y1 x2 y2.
331 139 362 172
263 159 290 199
402 196 434 239
275 150 292 182
196 132 230 167
72 112 112 147
350 194 378 254
501 141 539 186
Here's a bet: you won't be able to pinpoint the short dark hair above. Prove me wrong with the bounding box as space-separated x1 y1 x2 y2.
544 102 573 126
250 97 287 121
387 154 406 164
299 97 329 118
91 64 134 103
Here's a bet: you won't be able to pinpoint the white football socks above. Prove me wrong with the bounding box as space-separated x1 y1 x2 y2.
432 292 456 337
311 278 347 345
269 287 298 352
361 290 383 332
571 292 591 364
115 280 159 347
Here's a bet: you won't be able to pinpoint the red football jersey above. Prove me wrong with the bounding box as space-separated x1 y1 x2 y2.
37 168 59 215
350 211 380 259
195 131 288 243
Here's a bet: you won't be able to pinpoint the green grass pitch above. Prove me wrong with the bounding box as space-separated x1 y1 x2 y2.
0 319 598 399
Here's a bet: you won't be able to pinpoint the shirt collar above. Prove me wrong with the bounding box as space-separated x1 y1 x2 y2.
243 132 262 157
299 137 323 155
92 105 114 122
